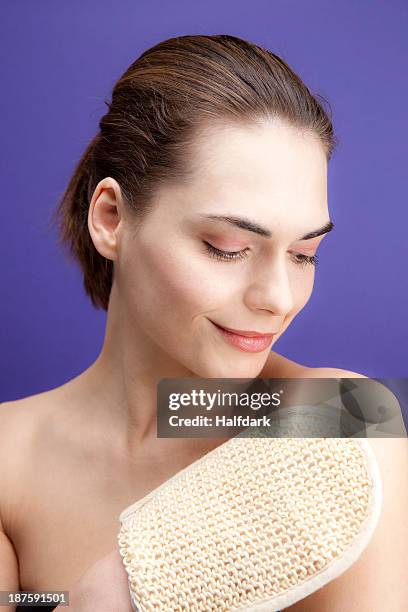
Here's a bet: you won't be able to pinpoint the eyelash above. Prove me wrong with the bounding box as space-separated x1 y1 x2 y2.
203 241 319 268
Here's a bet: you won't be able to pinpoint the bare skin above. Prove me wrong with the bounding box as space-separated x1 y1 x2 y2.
2 118 406 609
3 116 335 604
0 351 308 594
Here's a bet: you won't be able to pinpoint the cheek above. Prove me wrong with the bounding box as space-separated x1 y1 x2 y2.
276 270 315 338
291 268 315 309
126 239 231 326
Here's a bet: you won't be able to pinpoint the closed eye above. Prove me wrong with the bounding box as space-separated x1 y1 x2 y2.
203 241 249 262
202 241 318 268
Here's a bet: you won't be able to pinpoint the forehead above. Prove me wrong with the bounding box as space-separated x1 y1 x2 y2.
191 119 327 207
144 118 330 243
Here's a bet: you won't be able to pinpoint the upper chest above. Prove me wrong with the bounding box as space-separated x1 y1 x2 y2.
6 427 179 592
6 352 309 591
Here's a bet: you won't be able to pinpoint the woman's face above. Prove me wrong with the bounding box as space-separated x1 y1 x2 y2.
115 118 331 378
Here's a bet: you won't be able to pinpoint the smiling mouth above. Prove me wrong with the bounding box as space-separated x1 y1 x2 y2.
209 320 276 353
209 320 277 338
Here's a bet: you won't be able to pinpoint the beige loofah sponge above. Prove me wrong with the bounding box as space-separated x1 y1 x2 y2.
117 436 382 611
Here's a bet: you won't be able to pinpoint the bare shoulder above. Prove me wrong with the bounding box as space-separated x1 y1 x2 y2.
0 381 76 426
0 391 64 527
285 435 408 611
0 397 37 534
271 363 408 608
264 357 408 608
306 366 368 378
0 387 72 466
262 351 367 379
0 393 50 463
0 395 41 460
277 362 408 610
0 390 60 442
260 351 312 378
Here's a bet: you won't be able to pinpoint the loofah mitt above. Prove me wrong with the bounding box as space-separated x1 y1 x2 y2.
117 436 382 611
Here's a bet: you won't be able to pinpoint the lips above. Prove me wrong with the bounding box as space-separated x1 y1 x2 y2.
211 322 276 338
209 320 277 353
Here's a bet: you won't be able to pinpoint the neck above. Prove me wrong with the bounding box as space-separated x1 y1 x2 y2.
66 287 230 464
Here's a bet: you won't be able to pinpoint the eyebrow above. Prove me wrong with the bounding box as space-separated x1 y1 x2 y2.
198 214 334 241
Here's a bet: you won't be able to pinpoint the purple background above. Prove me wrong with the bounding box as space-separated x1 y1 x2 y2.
1 1 407 409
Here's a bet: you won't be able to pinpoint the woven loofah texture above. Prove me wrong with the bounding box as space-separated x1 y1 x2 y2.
117 437 382 612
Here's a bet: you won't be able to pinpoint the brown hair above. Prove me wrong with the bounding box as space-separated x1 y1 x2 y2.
51 34 337 311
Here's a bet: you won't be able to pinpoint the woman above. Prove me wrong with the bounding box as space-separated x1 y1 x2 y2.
0 34 406 611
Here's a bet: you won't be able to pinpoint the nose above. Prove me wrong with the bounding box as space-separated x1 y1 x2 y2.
243 257 294 315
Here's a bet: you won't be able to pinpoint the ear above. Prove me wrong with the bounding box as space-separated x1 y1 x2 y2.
87 176 125 262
